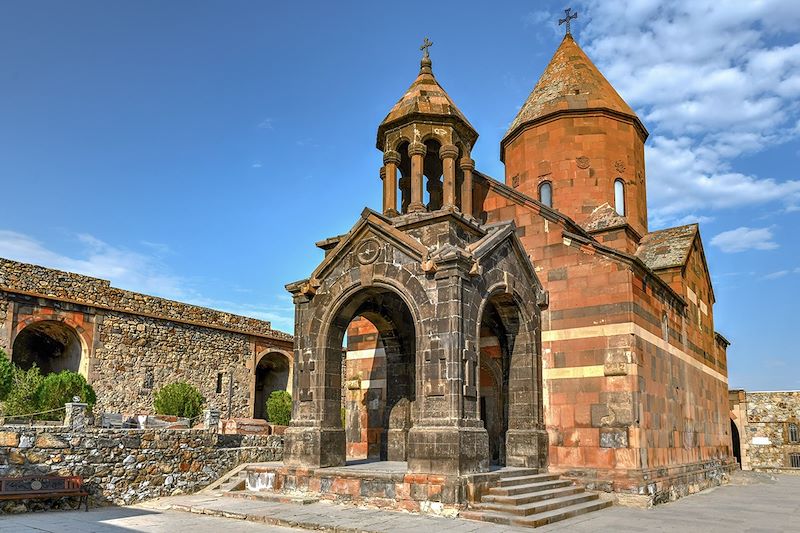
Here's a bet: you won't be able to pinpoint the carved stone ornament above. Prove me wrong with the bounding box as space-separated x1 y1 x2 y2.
614 160 626 173
576 156 590 169
356 238 380 265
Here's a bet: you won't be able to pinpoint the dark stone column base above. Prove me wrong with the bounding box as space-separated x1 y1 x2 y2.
283 426 345 468
506 428 549 468
407 426 490 475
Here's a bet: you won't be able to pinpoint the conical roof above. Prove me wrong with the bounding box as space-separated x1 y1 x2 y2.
503 34 642 143
377 54 477 149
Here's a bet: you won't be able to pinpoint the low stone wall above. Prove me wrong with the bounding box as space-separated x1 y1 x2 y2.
561 457 736 506
0 426 282 512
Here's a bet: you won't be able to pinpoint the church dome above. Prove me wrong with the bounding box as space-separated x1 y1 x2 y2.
503 34 644 146
376 50 477 150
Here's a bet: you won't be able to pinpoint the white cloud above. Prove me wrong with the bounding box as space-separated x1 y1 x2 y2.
251 161 263 168
257 118 274 130
576 0 800 224
710 226 779 253
762 270 789 280
0 230 295 333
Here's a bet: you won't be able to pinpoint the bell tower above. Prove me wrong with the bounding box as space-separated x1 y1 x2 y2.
501 30 650 249
377 38 478 217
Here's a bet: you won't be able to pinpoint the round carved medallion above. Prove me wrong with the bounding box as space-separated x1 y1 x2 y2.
30 480 42 490
576 156 590 169
356 238 380 265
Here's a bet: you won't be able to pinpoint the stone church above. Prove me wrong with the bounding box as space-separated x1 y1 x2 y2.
330 32 734 503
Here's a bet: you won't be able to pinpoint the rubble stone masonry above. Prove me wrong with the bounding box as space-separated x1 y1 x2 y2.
730 391 800 473
0 425 282 511
0 258 292 417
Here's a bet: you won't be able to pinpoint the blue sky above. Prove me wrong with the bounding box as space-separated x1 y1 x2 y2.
1 1 798 390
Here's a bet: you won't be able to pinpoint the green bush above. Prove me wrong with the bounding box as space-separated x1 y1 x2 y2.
154 381 205 419
265 390 292 426
0 350 13 401
35 371 96 420
2 364 44 418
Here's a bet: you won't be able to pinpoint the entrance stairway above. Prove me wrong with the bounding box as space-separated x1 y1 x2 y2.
461 471 611 528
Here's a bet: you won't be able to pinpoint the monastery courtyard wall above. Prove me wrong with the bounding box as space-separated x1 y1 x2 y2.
0 258 293 417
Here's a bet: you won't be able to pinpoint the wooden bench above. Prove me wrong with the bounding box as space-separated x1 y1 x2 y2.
0 475 89 511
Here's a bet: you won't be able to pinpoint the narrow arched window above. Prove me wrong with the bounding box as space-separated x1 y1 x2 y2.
614 178 626 216
790 423 799 443
539 181 552 208
790 453 800 468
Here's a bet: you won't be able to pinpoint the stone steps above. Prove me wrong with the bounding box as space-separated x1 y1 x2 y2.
473 492 598 516
496 473 561 487
481 485 583 505
463 499 611 528
463 471 610 528
488 479 574 496
225 490 319 505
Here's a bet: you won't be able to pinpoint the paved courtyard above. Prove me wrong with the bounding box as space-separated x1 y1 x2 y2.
1 472 797 532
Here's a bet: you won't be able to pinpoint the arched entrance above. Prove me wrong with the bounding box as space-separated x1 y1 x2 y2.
731 419 742 466
336 287 416 462
254 352 291 420
478 291 540 467
12 320 85 375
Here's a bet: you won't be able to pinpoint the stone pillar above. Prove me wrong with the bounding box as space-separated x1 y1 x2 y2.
64 402 87 431
399 176 411 213
408 142 427 213
203 408 221 431
460 157 475 217
406 259 489 476
427 177 443 210
440 144 458 210
382 150 400 216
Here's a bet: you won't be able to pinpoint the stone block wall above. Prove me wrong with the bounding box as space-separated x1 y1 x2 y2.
735 391 800 473
344 316 386 460
0 426 282 512
91 311 253 415
474 177 734 502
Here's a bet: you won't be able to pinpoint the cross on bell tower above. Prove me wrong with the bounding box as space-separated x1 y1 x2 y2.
420 37 433 58
559 8 578 36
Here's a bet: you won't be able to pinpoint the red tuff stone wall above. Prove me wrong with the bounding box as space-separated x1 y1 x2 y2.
344 316 386 459
479 179 733 499
502 113 648 241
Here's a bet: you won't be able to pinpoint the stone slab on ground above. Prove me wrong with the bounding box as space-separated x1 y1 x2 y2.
141 471 800 532
536 471 800 532
141 493 531 532
0 506 298 533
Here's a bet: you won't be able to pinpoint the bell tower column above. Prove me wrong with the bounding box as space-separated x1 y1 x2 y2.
460 156 475 217
440 144 458 210
382 150 400 216
408 142 427 213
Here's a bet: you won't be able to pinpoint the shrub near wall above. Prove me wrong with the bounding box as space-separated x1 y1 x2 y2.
0 426 283 512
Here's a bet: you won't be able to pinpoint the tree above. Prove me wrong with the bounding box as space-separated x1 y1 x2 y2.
35 370 96 420
0 350 13 401
2 364 44 418
265 390 292 426
153 381 205 419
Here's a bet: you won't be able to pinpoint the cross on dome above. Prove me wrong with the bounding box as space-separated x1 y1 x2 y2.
559 8 578 36
420 37 433 58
